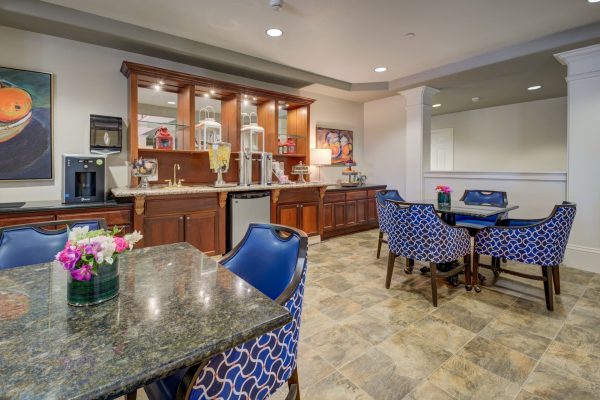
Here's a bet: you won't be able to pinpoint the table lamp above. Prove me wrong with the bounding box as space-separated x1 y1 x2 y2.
310 148 332 182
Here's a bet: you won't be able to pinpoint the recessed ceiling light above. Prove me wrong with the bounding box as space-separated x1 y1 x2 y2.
153 84 160 91
278 105 282 109
167 101 176 105
158 80 165 85
266 28 283 37
405 32 416 39
528 85 542 91
210 89 216 95
286 103 289 107
374 67 387 73
471 97 480 102
588 0 600 3
432 103 442 108
203 93 209 98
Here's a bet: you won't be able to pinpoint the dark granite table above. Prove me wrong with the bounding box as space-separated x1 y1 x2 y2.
0 243 291 400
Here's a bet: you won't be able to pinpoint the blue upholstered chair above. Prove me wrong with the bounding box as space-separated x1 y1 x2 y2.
0 219 107 269
144 223 308 400
386 202 472 306
375 190 405 258
455 190 508 231
473 202 576 311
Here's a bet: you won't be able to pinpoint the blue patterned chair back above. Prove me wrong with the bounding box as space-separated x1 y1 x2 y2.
0 219 106 269
385 200 410 257
388 203 471 264
375 190 404 234
475 203 576 266
457 190 508 225
144 224 308 400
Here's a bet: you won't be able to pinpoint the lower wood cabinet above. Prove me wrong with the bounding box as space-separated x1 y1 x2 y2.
276 201 319 236
139 194 224 256
322 185 386 239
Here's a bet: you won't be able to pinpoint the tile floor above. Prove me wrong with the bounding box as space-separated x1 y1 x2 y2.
133 229 600 400
272 229 600 400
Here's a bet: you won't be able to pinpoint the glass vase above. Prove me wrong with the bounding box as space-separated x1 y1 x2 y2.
67 258 120 306
437 192 451 208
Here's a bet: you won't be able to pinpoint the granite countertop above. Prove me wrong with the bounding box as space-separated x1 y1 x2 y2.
326 184 387 192
0 200 131 214
111 181 329 197
0 243 290 399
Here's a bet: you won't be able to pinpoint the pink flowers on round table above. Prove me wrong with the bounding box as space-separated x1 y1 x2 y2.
435 185 453 194
54 226 142 282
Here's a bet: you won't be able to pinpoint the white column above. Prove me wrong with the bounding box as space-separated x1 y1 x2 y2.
555 44 600 272
399 86 439 200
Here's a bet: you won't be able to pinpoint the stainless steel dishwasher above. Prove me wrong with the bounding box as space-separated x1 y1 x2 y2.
228 191 271 251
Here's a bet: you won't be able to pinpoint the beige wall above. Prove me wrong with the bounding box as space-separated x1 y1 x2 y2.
301 92 364 184
363 95 407 194
0 26 363 202
431 97 567 172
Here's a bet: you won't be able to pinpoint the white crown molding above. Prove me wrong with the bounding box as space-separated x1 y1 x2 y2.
398 86 440 107
555 43 600 66
423 170 567 182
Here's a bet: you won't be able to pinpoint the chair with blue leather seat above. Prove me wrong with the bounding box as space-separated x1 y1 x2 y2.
375 190 405 259
0 219 107 269
473 202 576 310
455 190 508 231
386 201 472 306
144 223 308 400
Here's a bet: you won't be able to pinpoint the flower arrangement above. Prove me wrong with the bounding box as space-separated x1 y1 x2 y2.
435 185 453 194
55 227 142 282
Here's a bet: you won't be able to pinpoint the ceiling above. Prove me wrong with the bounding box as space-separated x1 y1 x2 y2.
1 0 600 113
40 0 600 84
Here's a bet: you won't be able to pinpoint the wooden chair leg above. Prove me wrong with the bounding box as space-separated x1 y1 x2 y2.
386 253 396 289
404 257 413 274
553 265 561 295
288 367 300 400
542 266 554 311
377 231 384 259
430 262 438 307
464 254 472 291
473 253 481 293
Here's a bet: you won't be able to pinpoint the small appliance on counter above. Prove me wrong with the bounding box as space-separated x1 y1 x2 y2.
291 161 310 183
62 154 106 204
90 114 123 155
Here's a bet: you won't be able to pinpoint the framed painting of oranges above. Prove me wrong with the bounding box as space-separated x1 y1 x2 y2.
0 66 53 181
316 126 353 165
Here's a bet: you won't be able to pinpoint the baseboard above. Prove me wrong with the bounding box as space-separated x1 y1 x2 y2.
308 235 321 245
564 244 600 273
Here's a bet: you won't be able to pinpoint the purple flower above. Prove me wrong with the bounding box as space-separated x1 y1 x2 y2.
55 246 82 271
71 264 93 281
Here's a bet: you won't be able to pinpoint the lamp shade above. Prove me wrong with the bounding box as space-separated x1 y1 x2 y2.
310 148 332 166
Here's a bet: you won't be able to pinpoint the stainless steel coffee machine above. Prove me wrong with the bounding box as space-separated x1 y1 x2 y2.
62 154 106 204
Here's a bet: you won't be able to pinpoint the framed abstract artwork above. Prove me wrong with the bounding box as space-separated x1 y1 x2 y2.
316 126 353 165
0 66 53 181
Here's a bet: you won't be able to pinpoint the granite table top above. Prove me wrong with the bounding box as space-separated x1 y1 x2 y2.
0 243 291 400
111 181 329 198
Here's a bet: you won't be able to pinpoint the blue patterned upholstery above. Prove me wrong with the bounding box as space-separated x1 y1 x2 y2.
475 203 576 267
389 203 471 264
144 224 308 400
0 219 106 269
375 190 404 234
456 190 508 228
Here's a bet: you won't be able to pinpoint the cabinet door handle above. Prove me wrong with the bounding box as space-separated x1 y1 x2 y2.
179 216 184 221
300 205 303 208
186 216 191 221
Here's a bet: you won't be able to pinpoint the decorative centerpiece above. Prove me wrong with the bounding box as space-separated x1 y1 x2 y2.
55 226 142 306
131 158 157 189
207 142 235 187
435 185 452 207
291 161 310 183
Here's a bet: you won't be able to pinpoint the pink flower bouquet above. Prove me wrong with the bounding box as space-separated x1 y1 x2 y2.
435 185 452 194
55 226 142 281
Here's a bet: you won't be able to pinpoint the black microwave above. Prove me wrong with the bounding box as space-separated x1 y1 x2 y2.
90 114 122 154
